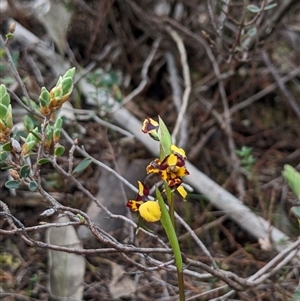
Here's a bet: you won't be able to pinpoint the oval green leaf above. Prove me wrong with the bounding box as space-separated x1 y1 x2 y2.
2 141 12 152
38 158 51 165
0 151 8 161
264 3 277 10
247 4 260 13
5 180 19 189
28 180 38 191
54 145 65 157
20 164 30 178
73 157 92 174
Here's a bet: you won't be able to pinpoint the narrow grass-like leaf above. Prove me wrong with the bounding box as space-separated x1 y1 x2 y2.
156 187 183 271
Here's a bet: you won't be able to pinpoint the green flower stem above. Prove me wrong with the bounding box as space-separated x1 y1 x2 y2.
156 187 185 301
165 182 175 227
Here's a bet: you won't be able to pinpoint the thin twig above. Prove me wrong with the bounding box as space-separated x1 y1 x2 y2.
92 114 134 138
175 211 218 269
248 236 300 283
186 285 228 301
165 51 182 111
0 33 32 107
118 36 162 107
229 68 300 114
61 128 138 194
167 27 191 146
165 51 189 149
262 51 300 119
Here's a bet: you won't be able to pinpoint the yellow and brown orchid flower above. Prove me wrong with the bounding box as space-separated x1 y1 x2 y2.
160 153 189 188
142 117 160 141
126 181 161 222
147 153 189 189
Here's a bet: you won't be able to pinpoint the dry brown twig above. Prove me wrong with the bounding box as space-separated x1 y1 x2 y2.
262 51 300 120
0 34 32 107
119 36 162 108
230 67 300 114
166 26 191 148
162 17 246 198
165 51 189 149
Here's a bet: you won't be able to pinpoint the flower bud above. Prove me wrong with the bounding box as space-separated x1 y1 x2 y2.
39 87 50 107
10 169 20 180
11 138 21 153
62 77 73 95
9 22 16 34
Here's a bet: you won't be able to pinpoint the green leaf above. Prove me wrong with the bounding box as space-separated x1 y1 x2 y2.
54 117 63 129
53 128 61 141
236 146 252 158
0 151 8 161
62 77 73 95
73 157 92 174
24 140 37 154
158 116 172 159
247 4 260 13
4 104 13 128
6 33 14 40
293 291 300 301
137 215 154 233
0 84 6 96
290 206 300 220
282 165 300 200
39 87 50 106
53 86 63 99
264 3 277 10
76 214 85 224
46 124 53 139
39 97 48 108
28 181 37 191
0 103 8 119
0 91 10 107
55 76 63 88
28 128 41 142
1 165 11 170
54 145 65 157
247 27 257 37
38 158 51 165
5 180 19 189
63 67 75 80
2 141 12 151
156 187 183 271
24 115 35 132
20 164 30 178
